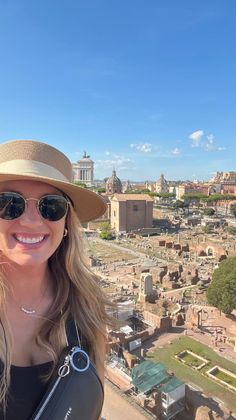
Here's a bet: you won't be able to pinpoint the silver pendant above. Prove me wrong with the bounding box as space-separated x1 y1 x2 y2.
21 306 36 315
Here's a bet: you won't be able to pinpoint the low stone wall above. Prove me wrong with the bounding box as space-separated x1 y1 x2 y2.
207 366 236 393
175 350 209 370
105 364 132 391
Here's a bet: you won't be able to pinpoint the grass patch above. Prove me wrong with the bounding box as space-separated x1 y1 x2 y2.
212 369 236 388
148 336 236 411
179 352 204 368
88 239 138 263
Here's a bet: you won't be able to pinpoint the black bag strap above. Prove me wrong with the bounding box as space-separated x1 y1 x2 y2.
65 316 82 347
65 316 90 354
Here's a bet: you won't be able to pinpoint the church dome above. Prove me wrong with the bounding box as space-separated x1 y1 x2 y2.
106 169 122 194
156 173 167 185
156 173 168 194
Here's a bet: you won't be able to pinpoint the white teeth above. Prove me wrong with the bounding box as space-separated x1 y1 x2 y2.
15 235 44 244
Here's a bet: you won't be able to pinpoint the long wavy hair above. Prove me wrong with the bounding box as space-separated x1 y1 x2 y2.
0 203 114 407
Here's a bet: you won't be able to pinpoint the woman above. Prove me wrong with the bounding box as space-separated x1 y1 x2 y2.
0 139 110 419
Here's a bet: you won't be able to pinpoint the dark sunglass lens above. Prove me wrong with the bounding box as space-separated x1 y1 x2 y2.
39 196 68 221
0 193 25 220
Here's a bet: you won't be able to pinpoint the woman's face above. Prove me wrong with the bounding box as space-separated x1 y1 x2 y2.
0 180 66 268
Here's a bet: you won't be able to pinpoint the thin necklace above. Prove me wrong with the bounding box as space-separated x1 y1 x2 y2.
12 283 49 316
21 306 37 315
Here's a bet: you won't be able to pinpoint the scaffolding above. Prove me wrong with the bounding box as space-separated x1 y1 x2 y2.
132 360 170 394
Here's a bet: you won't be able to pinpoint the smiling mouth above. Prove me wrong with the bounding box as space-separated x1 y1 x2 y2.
14 234 46 244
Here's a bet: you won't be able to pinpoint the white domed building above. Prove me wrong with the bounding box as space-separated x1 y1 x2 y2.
72 152 94 187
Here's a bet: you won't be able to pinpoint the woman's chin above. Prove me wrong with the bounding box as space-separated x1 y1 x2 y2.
4 253 49 268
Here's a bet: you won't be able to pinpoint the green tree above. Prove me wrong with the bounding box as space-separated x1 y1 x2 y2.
181 193 207 212
156 192 176 199
124 189 150 194
173 200 185 209
182 193 207 203
173 199 190 214
97 187 106 193
99 231 113 240
100 221 111 231
226 226 236 235
148 192 158 197
73 181 87 188
99 222 114 240
92 187 106 193
202 194 236 216
230 204 236 218
207 257 236 314
202 225 213 234
203 208 215 216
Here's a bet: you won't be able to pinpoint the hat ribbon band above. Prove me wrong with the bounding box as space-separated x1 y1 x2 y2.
0 159 70 182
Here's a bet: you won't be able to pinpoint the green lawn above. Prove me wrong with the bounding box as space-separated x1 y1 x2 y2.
148 336 236 411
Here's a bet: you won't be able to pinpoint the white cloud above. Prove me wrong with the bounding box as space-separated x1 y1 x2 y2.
188 130 225 153
204 133 225 152
189 130 204 147
204 133 214 151
130 143 152 153
105 151 110 156
95 153 132 172
206 134 214 142
171 147 181 156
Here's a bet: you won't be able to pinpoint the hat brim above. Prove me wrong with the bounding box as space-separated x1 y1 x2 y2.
0 173 107 223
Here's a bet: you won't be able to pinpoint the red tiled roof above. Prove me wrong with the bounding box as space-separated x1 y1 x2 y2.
111 194 154 201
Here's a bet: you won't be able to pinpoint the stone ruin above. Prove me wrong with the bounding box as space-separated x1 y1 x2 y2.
138 273 158 303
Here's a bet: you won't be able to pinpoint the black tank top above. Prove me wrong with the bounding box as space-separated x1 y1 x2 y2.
0 320 103 419
0 361 53 420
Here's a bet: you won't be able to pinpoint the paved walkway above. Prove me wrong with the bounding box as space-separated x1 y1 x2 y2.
102 380 154 420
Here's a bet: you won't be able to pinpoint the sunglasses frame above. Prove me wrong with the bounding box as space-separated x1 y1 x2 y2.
0 191 70 221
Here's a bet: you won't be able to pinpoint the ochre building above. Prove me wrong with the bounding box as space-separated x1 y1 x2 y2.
110 194 153 232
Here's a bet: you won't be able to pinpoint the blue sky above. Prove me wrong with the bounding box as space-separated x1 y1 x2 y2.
0 1 235 182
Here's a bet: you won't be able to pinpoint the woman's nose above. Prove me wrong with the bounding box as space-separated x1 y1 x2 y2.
19 199 43 224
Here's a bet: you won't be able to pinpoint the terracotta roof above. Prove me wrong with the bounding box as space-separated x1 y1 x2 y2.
111 194 154 201
131 184 146 190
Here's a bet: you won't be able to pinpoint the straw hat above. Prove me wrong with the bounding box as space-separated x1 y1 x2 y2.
0 139 107 222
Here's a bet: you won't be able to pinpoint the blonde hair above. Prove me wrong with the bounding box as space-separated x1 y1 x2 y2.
0 204 113 407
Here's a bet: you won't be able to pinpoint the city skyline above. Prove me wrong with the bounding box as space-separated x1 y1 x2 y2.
75 153 231 184
0 1 235 181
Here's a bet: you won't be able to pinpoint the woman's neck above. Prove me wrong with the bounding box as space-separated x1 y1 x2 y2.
3 262 52 302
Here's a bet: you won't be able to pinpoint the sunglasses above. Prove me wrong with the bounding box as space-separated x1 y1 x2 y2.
0 192 70 221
